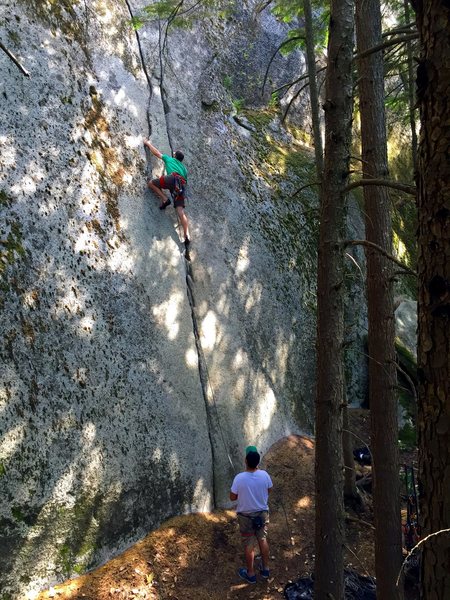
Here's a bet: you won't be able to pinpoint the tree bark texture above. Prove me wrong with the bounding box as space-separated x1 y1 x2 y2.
404 0 418 171
314 1 354 598
303 0 324 178
356 1 403 598
415 2 450 598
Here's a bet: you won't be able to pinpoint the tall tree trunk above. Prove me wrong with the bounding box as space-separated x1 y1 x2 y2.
355 1 403 598
404 0 418 171
303 0 324 177
415 1 450 598
314 1 354 598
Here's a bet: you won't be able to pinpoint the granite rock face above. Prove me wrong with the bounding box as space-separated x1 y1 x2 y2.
0 1 365 596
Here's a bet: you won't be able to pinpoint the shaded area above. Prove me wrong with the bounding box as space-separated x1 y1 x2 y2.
35 435 377 600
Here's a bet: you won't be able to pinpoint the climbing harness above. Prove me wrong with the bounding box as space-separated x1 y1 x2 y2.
171 173 186 204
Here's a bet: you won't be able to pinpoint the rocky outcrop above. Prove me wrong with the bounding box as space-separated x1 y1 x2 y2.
0 1 366 597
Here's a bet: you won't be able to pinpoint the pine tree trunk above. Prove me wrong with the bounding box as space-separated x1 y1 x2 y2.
404 0 418 171
355 1 403 598
415 2 450 598
314 1 354 598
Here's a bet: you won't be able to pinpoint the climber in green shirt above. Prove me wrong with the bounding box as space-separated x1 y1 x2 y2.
144 138 190 255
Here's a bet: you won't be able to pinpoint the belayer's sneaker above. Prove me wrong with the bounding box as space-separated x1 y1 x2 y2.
238 568 256 584
260 567 270 579
159 198 171 210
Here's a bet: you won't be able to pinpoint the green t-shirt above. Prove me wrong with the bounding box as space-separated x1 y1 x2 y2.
162 154 188 181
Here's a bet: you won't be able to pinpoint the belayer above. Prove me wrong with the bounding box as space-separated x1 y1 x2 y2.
230 446 273 584
143 138 191 255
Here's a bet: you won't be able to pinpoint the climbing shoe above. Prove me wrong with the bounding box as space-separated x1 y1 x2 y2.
238 568 256 584
159 199 171 210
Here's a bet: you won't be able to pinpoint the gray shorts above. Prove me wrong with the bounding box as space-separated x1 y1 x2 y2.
237 510 269 547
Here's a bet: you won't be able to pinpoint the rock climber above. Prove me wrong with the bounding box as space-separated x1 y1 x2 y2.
143 138 191 255
230 446 273 584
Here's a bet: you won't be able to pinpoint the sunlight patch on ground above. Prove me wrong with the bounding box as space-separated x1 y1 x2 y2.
185 347 198 369
245 378 277 436
0 135 16 169
297 496 311 509
243 281 262 312
189 479 212 513
232 349 246 369
78 316 95 336
235 243 250 275
152 291 183 340
234 373 246 398
107 240 135 272
200 310 218 350
152 448 162 461
111 87 139 119
0 423 25 462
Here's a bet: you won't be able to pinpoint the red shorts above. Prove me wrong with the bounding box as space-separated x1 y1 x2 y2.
151 174 186 208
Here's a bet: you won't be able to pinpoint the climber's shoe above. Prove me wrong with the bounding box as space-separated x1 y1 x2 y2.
159 199 171 210
184 238 191 249
238 568 256 584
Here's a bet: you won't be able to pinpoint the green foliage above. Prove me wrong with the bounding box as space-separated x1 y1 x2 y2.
231 97 245 112
279 29 306 55
130 0 234 30
399 421 416 450
223 74 233 90
11 506 25 522
270 0 329 51
268 91 279 109
7 30 21 45
0 221 26 278
0 189 11 206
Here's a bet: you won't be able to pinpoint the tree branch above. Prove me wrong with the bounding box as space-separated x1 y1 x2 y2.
292 181 321 196
396 529 450 587
356 32 419 59
272 64 327 97
382 22 416 38
261 36 305 96
393 361 417 404
344 178 416 196
0 42 30 77
281 81 309 122
344 240 417 276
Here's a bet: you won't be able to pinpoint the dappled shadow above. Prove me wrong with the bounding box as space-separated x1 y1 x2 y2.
1 2 367 598
1 3 211 597
34 435 377 600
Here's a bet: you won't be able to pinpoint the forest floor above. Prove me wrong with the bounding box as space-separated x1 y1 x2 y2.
36 409 417 600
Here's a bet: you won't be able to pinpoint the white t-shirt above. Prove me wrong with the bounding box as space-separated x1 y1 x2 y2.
231 469 273 513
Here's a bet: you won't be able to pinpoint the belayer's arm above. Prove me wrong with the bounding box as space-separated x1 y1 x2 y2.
143 138 163 160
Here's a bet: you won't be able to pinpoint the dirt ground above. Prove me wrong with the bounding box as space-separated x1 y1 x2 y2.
36 409 416 600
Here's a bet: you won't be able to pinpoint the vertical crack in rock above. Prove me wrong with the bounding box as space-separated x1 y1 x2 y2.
185 261 237 507
123 0 152 137
156 19 173 151
124 0 223 507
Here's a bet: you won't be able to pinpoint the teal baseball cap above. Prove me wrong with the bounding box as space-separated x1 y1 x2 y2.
245 445 258 455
